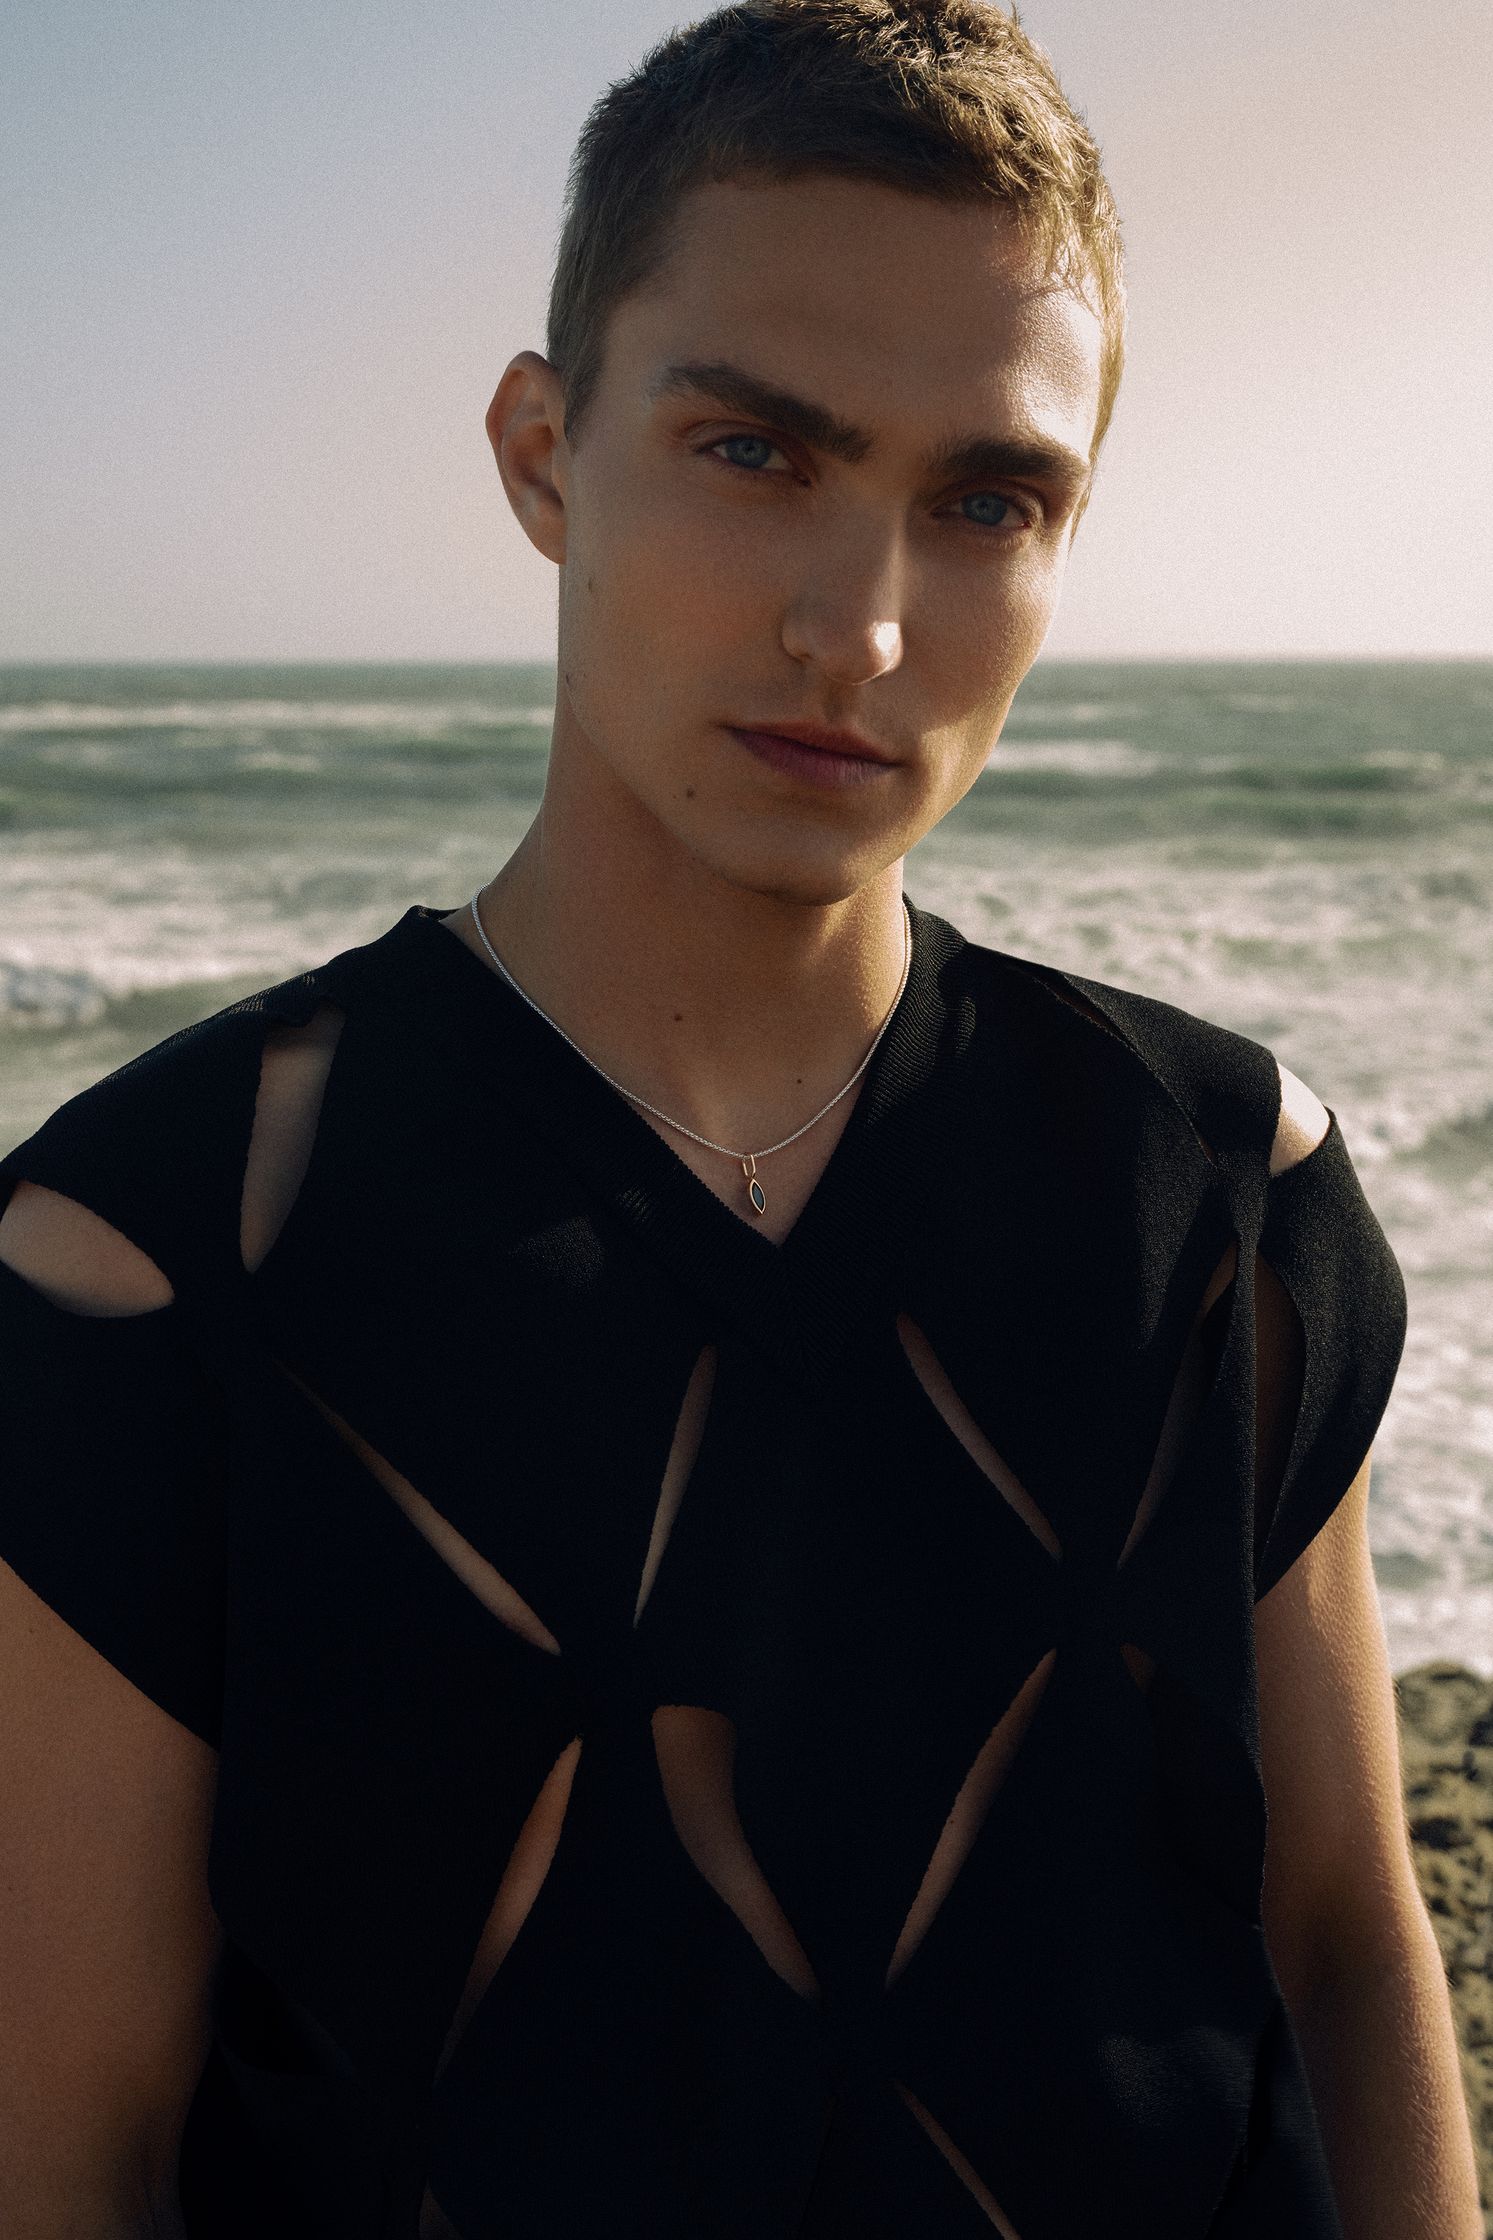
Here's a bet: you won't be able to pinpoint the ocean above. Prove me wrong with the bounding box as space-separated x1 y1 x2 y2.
2 659 1489 1677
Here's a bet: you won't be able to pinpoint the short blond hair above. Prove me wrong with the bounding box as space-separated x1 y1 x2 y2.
547 0 1126 462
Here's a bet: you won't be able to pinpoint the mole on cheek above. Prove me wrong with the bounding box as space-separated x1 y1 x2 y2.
684 786 696 800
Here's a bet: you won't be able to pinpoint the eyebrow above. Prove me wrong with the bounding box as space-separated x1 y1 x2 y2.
650 359 1092 498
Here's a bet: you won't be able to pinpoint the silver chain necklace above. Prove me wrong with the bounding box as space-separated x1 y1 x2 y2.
466 889 912 1218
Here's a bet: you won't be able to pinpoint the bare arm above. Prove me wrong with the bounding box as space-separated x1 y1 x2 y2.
1256 1461 1483 2238
1256 1070 1482 2237
0 1557 221 2236
0 1186 223 2238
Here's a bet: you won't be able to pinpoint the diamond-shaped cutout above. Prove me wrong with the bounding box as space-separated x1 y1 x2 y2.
432 1735 582 2085
279 1365 560 1656
652 1703 820 2001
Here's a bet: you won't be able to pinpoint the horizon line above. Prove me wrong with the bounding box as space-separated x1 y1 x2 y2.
2 650 1490 670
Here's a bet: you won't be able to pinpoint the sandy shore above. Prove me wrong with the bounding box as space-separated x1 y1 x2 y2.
1395 1661 1492 2230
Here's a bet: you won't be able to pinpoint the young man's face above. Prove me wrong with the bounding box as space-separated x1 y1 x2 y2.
524 173 1105 907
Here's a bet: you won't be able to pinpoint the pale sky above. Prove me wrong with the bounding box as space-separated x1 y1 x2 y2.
3 0 1490 660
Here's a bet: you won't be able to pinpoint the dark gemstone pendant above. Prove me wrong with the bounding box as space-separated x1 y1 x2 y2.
742 1155 766 1216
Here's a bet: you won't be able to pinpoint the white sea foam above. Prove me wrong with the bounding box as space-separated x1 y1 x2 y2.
0 700 555 736
1014 700 1141 724
0 961 109 1028
984 739 1160 777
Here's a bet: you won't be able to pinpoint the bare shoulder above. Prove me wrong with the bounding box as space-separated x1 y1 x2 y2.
1269 1060 1331 1177
0 1180 173 1315
0 974 351 1304
241 1000 345 1272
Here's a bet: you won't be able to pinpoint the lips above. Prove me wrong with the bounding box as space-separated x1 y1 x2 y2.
736 720 894 764
724 720 898 791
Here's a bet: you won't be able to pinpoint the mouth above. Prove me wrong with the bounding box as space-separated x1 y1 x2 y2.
724 721 897 790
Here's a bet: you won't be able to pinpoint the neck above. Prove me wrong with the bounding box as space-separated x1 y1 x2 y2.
467 729 909 1153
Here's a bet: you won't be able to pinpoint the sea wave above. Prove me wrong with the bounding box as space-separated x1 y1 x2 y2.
0 960 110 1028
1224 691 1305 715
0 700 556 736
1005 700 1142 725
985 739 1160 777
1408 1101 1493 1172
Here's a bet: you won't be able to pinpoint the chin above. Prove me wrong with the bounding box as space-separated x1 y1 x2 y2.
685 829 900 910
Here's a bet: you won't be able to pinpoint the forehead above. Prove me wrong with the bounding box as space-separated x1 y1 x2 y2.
612 173 1104 459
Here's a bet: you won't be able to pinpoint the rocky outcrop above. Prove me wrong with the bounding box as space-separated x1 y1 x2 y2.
1395 1661 1493 2231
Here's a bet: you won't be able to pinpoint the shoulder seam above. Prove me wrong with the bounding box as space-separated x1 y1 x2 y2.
960 941 1283 1176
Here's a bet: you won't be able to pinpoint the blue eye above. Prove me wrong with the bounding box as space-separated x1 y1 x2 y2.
713 434 779 471
960 491 1017 528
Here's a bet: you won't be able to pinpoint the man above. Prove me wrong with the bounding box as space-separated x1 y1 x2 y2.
0 3 1481 2235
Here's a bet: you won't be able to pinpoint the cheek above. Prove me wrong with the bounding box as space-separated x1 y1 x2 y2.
920 544 1060 704
572 471 776 659
556 481 777 784
911 548 1067 800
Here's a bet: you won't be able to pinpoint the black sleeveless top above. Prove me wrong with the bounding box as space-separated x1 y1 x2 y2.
0 899 1407 2240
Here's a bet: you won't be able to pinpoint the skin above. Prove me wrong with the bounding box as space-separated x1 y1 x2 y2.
0 170 1481 2236
442 175 1101 1236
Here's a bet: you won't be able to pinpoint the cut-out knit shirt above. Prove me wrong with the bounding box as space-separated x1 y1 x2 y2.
0 899 1408 2239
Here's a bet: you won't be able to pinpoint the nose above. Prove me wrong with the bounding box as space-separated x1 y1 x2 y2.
780 518 906 684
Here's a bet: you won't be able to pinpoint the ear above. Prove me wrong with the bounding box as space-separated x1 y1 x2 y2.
487 350 569 566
